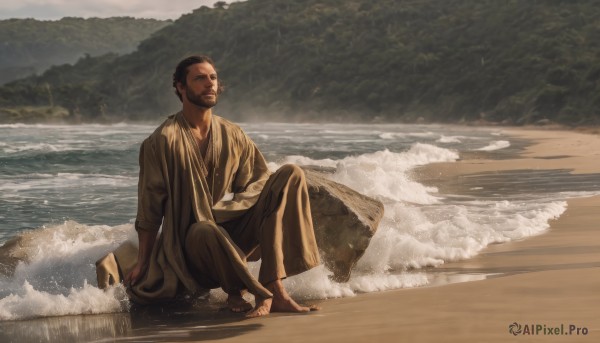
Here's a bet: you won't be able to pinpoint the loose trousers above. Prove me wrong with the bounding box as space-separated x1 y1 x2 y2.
184 164 320 294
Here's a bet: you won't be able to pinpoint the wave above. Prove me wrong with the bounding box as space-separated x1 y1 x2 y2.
0 139 140 155
476 140 511 151
0 144 570 320
1 143 73 154
0 221 136 320
273 144 459 204
437 135 465 143
379 132 437 140
0 173 137 192
0 122 153 130
0 281 129 321
0 198 567 320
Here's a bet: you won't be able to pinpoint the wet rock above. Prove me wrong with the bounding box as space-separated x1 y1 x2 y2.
302 167 384 282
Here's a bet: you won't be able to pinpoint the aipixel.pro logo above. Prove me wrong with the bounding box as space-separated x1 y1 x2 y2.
509 322 589 336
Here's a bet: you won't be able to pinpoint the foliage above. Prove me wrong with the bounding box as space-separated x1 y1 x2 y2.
0 17 170 84
1 0 600 125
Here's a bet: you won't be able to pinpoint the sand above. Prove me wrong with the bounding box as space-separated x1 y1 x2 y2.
1 128 598 342
223 128 599 343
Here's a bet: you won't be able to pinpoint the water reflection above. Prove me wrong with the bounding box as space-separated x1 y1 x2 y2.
425 272 495 287
0 302 262 343
0 313 132 343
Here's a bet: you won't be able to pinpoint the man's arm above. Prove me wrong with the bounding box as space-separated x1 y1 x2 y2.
126 137 166 285
125 229 157 286
212 134 270 223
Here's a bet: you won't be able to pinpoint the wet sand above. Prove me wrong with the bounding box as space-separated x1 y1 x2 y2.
228 128 600 343
1 128 598 342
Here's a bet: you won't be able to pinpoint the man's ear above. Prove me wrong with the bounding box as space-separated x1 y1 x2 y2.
176 82 186 97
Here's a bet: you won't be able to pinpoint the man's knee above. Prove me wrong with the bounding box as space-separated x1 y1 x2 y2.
186 221 219 250
276 164 305 180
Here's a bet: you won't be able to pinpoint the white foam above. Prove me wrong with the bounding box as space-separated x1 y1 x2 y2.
409 132 437 138
437 135 464 143
0 282 128 320
2 143 68 154
271 155 338 169
328 146 457 204
0 221 136 320
319 129 382 136
476 140 510 151
0 123 152 130
353 200 567 272
208 263 429 301
0 123 34 129
379 132 436 140
0 173 137 192
379 132 397 140
283 266 429 299
272 145 459 204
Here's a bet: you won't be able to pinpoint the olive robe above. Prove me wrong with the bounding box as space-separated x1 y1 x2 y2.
122 112 319 304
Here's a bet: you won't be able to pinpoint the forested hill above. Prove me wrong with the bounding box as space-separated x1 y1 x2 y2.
1 0 600 125
0 17 170 84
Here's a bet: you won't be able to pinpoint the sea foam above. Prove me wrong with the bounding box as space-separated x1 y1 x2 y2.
272 144 459 204
0 221 135 320
476 140 510 151
0 281 128 321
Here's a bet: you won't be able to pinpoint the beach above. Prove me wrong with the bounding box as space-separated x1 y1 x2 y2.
0 127 598 342
211 128 598 343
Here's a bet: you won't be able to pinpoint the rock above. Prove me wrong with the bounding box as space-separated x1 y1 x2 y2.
0 235 25 276
302 167 384 282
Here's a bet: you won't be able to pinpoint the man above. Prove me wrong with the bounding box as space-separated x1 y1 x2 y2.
124 55 320 318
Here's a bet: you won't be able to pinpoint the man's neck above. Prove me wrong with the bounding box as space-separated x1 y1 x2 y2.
182 105 212 136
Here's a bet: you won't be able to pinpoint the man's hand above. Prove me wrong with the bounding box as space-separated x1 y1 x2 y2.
125 262 148 287
126 228 158 287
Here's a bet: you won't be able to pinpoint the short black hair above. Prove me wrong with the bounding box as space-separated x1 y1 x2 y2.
172 55 223 101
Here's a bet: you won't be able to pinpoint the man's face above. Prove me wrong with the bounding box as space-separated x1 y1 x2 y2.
180 62 219 109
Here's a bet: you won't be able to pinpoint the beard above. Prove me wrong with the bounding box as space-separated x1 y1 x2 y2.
186 88 218 108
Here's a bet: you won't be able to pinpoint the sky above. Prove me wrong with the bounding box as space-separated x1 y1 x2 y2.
0 0 220 20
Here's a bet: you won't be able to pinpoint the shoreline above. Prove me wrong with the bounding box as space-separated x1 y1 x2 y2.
228 128 600 342
1 127 599 342
2 111 600 128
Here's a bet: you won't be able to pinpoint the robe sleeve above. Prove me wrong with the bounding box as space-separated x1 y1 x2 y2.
135 137 167 233
212 133 270 223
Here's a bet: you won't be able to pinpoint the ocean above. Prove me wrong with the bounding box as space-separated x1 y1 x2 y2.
1 121 598 322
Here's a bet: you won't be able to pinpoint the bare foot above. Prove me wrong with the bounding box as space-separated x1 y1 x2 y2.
227 294 253 313
245 297 272 318
268 279 317 313
245 279 320 318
